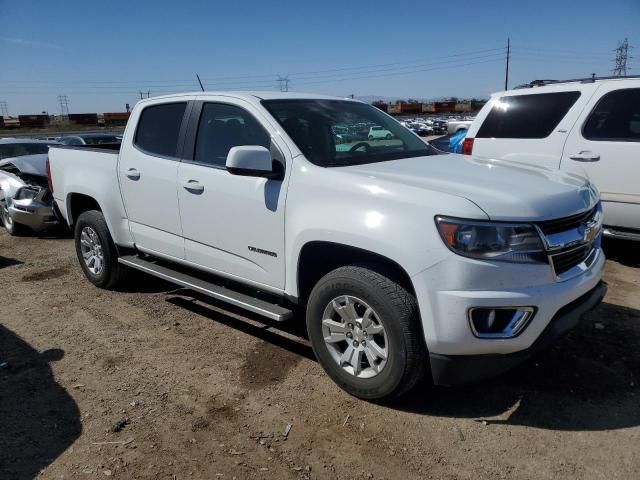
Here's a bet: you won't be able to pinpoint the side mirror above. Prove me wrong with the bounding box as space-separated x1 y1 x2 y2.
226 146 281 179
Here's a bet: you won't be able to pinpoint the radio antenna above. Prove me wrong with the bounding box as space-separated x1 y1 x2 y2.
196 73 205 92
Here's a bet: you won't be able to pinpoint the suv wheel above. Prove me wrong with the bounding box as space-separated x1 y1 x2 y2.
74 210 125 289
306 266 427 400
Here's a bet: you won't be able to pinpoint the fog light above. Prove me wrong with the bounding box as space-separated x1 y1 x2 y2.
469 307 535 339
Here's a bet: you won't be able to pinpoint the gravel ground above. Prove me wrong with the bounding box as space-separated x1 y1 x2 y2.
1 230 639 480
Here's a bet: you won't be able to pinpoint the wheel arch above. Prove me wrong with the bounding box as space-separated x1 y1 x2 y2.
296 240 416 305
66 192 103 227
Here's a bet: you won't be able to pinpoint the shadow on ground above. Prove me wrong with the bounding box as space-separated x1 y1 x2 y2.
0 325 81 479
0 255 23 269
603 237 640 268
169 292 639 432
393 301 640 431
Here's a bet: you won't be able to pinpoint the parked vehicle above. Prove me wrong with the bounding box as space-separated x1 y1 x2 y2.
430 128 467 153
58 133 122 146
48 92 606 400
0 154 58 235
368 125 394 140
0 138 53 160
407 123 429 136
447 119 473 134
431 119 448 135
465 76 640 241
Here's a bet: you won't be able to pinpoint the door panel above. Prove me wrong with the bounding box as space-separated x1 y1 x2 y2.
118 101 189 258
562 83 640 229
177 99 287 289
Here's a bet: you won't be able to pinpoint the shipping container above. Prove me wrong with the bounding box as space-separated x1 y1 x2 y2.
18 114 50 128
68 113 99 125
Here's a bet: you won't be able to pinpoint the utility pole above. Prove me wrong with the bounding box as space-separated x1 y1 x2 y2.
504 37 510 90
58 95 70 118
613 38 631 76
276 75 290 92
0 101 8 117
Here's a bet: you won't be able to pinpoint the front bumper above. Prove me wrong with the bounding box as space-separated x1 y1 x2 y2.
8 197 59 232
429 281 607 385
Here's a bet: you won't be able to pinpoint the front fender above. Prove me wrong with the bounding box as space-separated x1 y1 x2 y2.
283 158 482 297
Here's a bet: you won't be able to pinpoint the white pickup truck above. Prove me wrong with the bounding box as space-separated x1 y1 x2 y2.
48 92 606 400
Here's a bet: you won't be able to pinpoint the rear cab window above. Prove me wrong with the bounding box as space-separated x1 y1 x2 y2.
477 91 581 139
134 102 187 158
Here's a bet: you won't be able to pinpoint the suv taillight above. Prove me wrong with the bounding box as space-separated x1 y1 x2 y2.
461 138 474 155
45 156 54 193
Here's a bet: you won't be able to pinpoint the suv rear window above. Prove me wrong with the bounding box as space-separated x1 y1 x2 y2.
134 102 187 157
477 91 581 139
583 88 640 142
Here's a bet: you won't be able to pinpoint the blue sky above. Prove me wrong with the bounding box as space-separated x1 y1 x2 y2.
1 0 638 114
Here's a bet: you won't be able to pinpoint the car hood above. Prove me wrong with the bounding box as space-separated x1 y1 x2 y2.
343 153 598 221
0 154 48 177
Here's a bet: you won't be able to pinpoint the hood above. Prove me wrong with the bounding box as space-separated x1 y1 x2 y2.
344 154 598 221
0 154 48 177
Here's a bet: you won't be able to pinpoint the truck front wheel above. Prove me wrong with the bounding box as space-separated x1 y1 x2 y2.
306 266 427 400
74 210 124 289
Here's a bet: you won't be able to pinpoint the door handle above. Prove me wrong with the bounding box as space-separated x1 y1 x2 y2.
125 168 141 180
182 180 204 193
569 151 600 162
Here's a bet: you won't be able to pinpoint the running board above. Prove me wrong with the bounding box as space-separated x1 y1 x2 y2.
118 255 293 322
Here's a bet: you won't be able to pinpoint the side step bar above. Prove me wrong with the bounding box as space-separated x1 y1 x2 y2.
118 255 293 322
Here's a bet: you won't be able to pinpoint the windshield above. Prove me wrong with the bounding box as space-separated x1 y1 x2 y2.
262 99 439 167
0 143 49 160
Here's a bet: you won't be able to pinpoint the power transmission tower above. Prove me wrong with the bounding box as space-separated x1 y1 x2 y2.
0 101 8 117
58 95 70 117
139 90 151 99
504 37 510 90
276 75 290 92
612 38 631 76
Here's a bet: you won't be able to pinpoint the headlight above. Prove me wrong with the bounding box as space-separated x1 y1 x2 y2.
14 187 39 200
435 216 546 263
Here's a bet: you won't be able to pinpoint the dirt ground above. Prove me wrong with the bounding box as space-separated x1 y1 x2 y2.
1 230 639 480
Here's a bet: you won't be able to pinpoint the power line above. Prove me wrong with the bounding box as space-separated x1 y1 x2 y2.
613 38 632 76
0 47 508 87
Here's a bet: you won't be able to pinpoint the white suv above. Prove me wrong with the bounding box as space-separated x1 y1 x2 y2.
464 77 640 241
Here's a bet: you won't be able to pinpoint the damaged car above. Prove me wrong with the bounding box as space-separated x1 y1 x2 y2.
0 139 59 235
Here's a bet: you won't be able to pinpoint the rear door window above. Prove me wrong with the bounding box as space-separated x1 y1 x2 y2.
477 91 581 139
134 102 187 157
583 88 640 142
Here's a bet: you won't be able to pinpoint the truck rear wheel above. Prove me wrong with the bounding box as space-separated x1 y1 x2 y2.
306 266 427 400
74 210 124 289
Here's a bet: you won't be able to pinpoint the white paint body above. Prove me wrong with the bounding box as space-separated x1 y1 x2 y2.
49 91 604 357
466 78 640 234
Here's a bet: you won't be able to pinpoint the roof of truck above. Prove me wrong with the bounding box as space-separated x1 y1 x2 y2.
138 91 359 103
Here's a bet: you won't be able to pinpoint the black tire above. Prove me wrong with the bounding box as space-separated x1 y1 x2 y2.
74 210 124 289
0 198 29 236
306 265 428 400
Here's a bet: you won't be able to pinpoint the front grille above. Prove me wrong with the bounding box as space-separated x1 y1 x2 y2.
550 244 592 275
537 206 597 235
